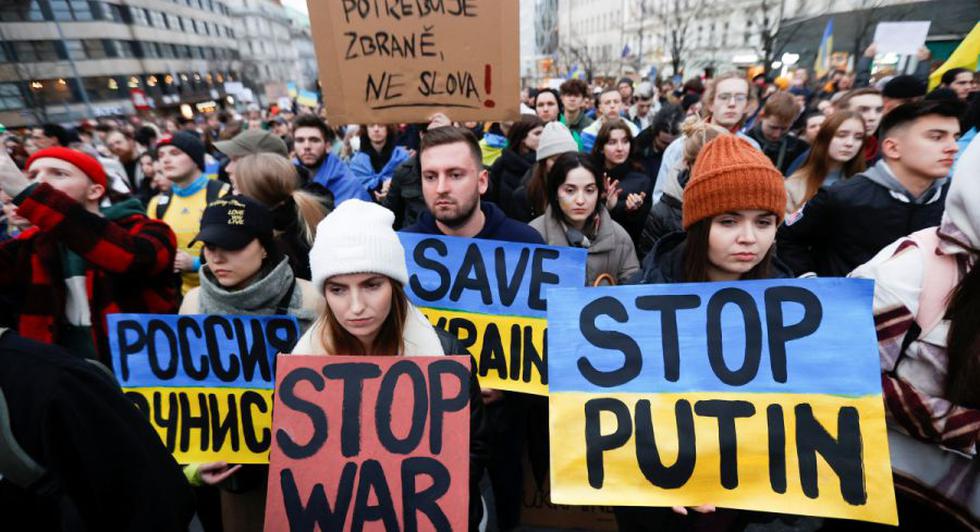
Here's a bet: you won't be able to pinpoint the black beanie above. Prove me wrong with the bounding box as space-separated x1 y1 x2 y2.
883 75 927 100
160 131 205 171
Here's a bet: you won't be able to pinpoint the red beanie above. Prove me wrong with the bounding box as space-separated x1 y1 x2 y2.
25 147 108 190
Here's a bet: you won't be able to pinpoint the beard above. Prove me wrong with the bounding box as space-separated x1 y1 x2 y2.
300 151 326 170
431 194 480 229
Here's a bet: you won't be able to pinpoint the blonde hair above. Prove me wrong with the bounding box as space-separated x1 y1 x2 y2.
680 117 730 166
234 153 329 244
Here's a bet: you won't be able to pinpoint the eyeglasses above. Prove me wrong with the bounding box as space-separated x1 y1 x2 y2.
716 93 748 103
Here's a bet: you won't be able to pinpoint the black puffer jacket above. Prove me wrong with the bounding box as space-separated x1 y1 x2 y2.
489 149 535 208
637 193 683 262
633 231 794 285
434 328 489 532
605 162 651 245
383 156 426 230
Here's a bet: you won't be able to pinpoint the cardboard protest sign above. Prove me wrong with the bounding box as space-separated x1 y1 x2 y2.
306 0 520 124
547 279 898 524
399 233 586 396
107 314 301 463
265 355 471 531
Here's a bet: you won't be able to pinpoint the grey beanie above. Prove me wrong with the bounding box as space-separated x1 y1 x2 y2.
536 122 579 161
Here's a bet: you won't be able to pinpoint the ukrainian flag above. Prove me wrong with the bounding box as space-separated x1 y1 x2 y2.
929 22 980 90
814 19 834 78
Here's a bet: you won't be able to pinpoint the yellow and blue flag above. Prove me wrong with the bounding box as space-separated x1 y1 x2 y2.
814 19 834 78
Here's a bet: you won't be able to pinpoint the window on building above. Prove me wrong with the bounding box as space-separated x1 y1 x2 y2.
177 15 185 31
99 2 124 21
0 1 45 22
148 9 165 27
82 39 107 59
64 39 85 60
0 83 25 110
49 0 94 21
12 41 60 62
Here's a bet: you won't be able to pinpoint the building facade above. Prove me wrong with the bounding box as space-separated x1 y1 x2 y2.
557 0 628 80
225 0 301 105
0 0 244 127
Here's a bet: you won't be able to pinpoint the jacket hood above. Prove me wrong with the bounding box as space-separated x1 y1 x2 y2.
101 197 147 220
862 160 945 205
634 231 795 284
945 137 980 249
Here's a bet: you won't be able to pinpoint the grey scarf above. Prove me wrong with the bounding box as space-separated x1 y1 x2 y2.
197 258 315 326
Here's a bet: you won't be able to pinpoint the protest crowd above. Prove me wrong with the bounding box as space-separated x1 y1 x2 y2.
0 15 979 532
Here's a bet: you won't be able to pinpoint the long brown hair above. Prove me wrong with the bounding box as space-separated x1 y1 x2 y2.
525 160 550 217
234 153 329 244
682 218 775 282
792 110 866 203
945 257 980 408
320 279 410 356
590 118 636 170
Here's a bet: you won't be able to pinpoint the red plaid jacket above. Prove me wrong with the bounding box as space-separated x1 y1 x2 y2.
0 183 178 364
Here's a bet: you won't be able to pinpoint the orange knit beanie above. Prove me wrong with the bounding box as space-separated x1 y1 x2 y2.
682 135 786 229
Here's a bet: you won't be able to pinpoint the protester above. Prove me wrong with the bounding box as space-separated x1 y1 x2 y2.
621 134 792 530
591 118 651 245
488 114 543 208
581 88 641 153
636 119 729 259
652 71 760 203
180 196 322 532
534 88 562 124
293 198 489 531
105 129 153 204
939 67 977 101
149 131 230 295
530 152 639 285
0 147 178 362
0 189 30 240
785 110 866 213
231 152 329 280
213 128 290 184
559 78 595 147
882 75 928 113
778 99 963 277
0 328 196 531
617 77 635 105
30 124 71 150
849 137 980 530
292 114 369 205
628 82 660 131
349 123 410 201
745 91 809 174
507 121 579 222
800 109 826 144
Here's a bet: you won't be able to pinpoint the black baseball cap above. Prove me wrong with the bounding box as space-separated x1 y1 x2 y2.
191 195 273 250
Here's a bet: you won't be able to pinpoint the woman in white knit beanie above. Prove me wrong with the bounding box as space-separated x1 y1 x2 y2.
291 199 445 357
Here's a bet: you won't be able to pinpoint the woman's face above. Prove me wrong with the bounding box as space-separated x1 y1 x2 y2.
706 210 777 281
603 129 630 168
828 118 865 164
804 115 825 144
324 273 394 349
203 239 266 289
1 190 29 229
140 155 155 178
557 167 598 229
535 92 560 123
367 124 388 145
523 126 544 153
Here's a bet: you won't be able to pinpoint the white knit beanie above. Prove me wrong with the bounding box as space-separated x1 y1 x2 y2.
310 199 409 292
536 121 579 161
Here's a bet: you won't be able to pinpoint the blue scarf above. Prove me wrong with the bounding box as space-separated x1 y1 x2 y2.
171 174 208 198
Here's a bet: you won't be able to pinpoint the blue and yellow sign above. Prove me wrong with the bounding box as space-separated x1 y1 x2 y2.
399 233 586 396
547 278 897 524
107 314 301 463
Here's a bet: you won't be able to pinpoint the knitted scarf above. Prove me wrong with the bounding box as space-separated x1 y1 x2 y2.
197 257 316 328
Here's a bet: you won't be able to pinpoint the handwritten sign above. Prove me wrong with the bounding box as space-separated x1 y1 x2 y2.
547 279 897 524
306 0 520 123
265 355 471 531
107 314 301 463
400 233 586 396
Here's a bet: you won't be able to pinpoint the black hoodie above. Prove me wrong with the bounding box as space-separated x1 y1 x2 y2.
633 231 794 285
403 201 544 244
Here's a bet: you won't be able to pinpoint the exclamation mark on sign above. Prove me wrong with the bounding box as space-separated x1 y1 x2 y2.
484 64 496 108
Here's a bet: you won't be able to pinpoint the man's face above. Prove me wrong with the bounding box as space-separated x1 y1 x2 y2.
884 115 960 180
654 130 676 151
420 142 488 228
535 92 560 122
561 92 583 114
804 115 826 144
843 94 884 135
293 126 327 167
709 78 750 128
139 155 155 177
106 132 135 160
273 123 290 137
760 116 793 142
30 128 57 149
599 92 623 120
635 98 652 117
948 71 977 100
156 145 199 182
26 158 101 205
618 83 633 103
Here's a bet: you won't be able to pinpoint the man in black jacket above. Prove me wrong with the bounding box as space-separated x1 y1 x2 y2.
0 329 195 531
778 99 964 277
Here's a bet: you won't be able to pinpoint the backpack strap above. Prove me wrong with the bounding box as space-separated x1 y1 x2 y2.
205 179 227 205
154 191 174 219
908 227 959 336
